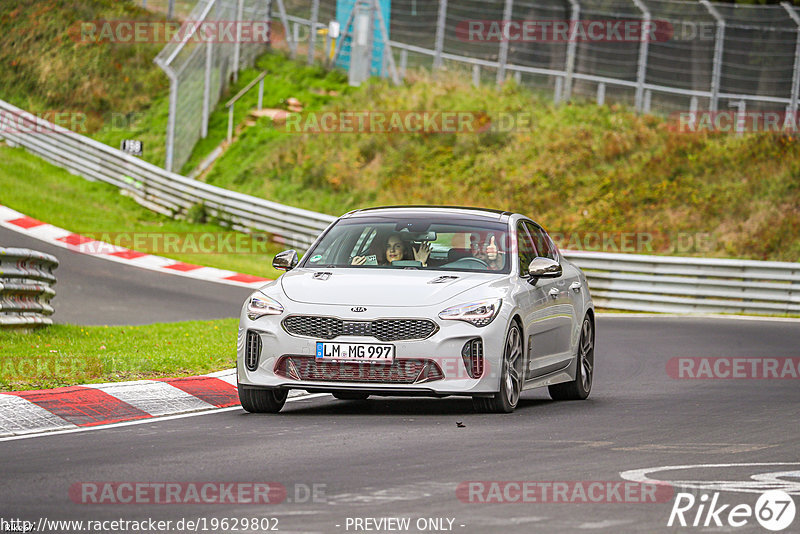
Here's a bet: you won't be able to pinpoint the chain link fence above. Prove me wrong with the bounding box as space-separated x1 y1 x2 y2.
149 0 800 172
285 0 800 115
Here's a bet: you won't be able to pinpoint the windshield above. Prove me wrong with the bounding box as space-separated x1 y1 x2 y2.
300 215 511 274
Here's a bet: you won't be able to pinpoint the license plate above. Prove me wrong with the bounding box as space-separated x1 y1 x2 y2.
316 342 395 363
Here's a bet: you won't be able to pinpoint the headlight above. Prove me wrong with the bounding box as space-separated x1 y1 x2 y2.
246 295 284 320
438 299 502 327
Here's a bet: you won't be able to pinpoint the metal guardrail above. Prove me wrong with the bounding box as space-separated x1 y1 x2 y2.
0 248 59 328
562 250 800 315
0 99 336 249
1 99 798 316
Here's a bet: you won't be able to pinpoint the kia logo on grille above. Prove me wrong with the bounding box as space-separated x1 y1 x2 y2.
351 307 367 312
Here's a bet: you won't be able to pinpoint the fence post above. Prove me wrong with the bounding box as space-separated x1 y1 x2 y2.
730 100 745 136
689 95 698 130
308 0 320 65
555 76 563 104
400 48 408 78
597 82 605 105
202 40 213 139
433 0 448 69
496 0 515 84
782 2 800 116
701 0 724 112
632 0 650 113
168 0 174 18
564 0 580 101
165 70 178 172
371 0 402 84
274 0 297 58
473 64 480 87
232 0 244 82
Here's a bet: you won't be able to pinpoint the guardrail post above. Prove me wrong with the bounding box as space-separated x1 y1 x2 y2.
782 2 800 116
233 0 244 82
308 0 320 65
496 0 515 84
632 0 650 113
701 0 725 112
433 0 448 69
564 0 580 101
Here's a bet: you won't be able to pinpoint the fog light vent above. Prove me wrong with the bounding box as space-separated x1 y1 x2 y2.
245 330 262 371
461 338 484 379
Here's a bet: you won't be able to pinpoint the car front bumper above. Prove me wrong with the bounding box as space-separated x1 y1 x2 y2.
237 298 511 396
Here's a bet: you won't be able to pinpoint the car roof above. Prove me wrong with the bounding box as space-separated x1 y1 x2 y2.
343 205 514 221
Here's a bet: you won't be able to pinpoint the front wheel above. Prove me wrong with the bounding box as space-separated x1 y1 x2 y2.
473 322 523 413
238 385 288 413
548 315 594 401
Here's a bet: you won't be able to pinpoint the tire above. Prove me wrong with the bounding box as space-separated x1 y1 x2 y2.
473 322 523 413
332 392 370 400
238 385 288 413
549 314 594 401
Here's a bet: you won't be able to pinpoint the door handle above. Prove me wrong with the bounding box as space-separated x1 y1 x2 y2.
570 281 582 293
548 287 561 299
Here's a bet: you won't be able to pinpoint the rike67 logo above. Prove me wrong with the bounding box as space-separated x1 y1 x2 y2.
668 490 796 531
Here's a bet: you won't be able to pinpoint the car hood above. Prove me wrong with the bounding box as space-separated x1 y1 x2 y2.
280 268 501 307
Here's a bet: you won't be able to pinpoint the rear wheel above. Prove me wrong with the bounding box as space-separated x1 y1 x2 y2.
548 315 594 400
473 322 523 413
238 385 288 413
332 392 370 401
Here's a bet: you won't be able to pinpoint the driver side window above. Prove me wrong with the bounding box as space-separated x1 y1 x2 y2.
516 222 538 275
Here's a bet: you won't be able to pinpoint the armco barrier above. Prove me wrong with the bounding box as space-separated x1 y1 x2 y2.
0 99 336 249
563 250 800 315
0 248 59 328
1 99 798 316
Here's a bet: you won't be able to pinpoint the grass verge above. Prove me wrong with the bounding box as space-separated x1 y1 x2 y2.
0 319 238 392
0 144 285 279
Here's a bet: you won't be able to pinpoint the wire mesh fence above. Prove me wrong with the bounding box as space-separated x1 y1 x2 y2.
147 0 800 171
287 0 800 116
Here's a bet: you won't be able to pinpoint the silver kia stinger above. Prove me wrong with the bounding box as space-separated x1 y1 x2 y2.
237 206 594 413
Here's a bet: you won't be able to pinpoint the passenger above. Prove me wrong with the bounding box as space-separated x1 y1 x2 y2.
352 232 430 266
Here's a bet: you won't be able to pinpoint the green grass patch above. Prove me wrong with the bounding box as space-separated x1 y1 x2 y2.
0 319 238 391
0 144 286 279
201 69 800 262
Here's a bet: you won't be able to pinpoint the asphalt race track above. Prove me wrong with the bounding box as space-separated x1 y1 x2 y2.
2 316 799 533
0 226 253 325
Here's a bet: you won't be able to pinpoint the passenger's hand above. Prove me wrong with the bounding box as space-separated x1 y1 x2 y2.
486 235 498 260
414 243 431 266
351 256 367 266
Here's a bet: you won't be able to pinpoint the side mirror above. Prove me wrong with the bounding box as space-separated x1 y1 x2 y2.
273 250 299 271
527 257 562 283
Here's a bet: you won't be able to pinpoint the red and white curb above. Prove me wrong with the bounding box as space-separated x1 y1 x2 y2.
0 370 308 438
0 204 270 288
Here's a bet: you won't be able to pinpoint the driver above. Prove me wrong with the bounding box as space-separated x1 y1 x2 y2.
352 233 431 266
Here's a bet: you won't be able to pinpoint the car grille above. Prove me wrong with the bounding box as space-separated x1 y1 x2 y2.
245 330 262 371
274 356 444 384
282 316 437 341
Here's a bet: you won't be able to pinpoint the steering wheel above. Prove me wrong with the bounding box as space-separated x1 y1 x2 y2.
446 256 490 269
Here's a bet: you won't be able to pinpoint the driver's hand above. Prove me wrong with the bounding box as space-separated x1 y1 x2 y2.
351 256 367 265
414 243 431 266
